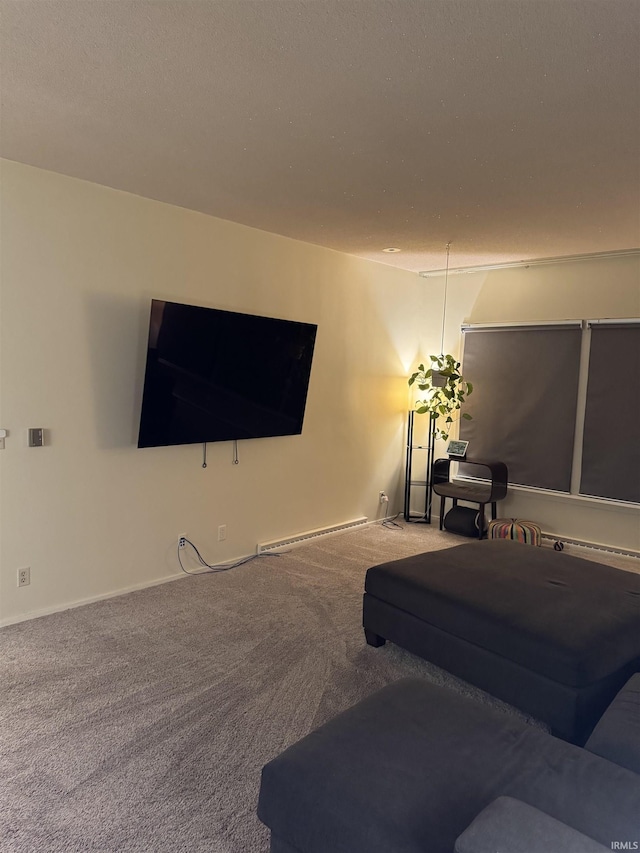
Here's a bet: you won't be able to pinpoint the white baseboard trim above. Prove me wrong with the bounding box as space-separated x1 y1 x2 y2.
541 533 640 559
0 570 186 628
1 518 375 627
4 520 636 628
257 517 370 553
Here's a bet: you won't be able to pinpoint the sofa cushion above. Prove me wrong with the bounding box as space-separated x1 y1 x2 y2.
364 539 640 687
586 672 640 774
454 797 610 853
258 677 640 853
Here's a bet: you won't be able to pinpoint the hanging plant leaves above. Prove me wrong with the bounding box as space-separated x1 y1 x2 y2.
408 353 473 442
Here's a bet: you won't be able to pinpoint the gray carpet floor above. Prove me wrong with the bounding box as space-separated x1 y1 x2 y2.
1 523 638 853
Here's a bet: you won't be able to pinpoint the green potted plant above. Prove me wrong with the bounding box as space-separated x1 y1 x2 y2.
408 354 473 441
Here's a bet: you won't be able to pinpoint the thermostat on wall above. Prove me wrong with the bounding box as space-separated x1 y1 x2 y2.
28 428 44 447
446 440 469 458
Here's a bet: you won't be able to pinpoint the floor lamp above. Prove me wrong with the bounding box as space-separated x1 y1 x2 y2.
403 409 436 523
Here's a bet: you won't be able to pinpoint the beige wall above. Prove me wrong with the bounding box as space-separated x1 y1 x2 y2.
0 160 425 624
420 255 640 552
1 161 638 624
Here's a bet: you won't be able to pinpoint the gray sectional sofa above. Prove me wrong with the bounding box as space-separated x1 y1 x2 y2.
258 673 640 853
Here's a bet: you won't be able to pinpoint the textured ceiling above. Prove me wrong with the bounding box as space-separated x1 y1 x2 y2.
1 0 638 272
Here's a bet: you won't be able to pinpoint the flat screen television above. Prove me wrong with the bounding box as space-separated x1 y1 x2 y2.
137 300 317 448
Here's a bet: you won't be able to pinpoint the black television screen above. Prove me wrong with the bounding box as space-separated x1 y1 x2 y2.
137 300 317 448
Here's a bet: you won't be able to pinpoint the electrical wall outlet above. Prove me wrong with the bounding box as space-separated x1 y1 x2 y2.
218 524 227 542
379 491 389 504
17 567 31 587
178 536 186 550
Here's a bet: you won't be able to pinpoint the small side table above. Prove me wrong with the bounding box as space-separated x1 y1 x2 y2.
432 458 508 538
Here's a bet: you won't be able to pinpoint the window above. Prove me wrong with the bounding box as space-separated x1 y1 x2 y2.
580 323 640 502
459 326 582 492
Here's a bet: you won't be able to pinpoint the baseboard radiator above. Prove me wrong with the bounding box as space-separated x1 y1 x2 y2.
541 533 640 559
257 517 369 554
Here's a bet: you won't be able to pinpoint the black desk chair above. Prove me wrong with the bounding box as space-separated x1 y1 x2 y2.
432 458 508 538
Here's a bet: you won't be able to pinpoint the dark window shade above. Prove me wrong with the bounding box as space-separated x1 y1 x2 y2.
459 327 582 491
580 324 640 502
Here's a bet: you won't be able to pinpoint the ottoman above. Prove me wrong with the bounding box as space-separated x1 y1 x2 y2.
363 539 640 743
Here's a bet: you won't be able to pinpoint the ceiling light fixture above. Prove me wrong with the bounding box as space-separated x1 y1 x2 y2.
382 247 401 253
